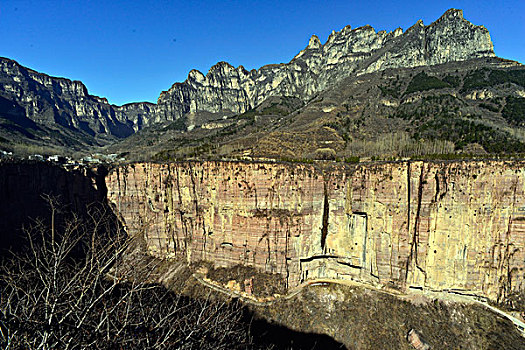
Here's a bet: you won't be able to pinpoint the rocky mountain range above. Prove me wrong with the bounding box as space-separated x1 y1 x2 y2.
0 57 155 151
155 8 494 120
2 8 518 157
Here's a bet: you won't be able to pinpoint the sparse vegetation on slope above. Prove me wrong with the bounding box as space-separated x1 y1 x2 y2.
462 68 525 91
415 116 525 153
99 59 525 164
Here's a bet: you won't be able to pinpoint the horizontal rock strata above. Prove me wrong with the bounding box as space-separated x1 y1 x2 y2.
107 160 525 301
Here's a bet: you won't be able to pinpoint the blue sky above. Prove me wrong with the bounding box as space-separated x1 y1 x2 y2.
1 1 523 105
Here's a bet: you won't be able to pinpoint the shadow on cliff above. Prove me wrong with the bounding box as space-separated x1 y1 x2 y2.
0 161 346 348
0 161 114 256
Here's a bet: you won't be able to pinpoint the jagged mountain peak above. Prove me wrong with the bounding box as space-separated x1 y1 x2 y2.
188 69 205 83
155 8 496 120
209 61 235 72
174 8 490 91
307 35 322 50
439 8 464 20
0 8 515 154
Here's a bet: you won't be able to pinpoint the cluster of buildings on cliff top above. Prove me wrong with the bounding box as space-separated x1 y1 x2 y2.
0 150 125 165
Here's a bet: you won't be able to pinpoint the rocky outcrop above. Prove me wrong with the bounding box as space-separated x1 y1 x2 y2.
107 160 525 302
362 9 494 73
155 9 495 119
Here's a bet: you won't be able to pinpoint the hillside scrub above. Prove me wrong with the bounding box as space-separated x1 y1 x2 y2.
0 198 257 349
404 72 450 95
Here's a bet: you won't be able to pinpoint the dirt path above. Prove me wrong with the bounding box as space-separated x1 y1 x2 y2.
192 273 525 337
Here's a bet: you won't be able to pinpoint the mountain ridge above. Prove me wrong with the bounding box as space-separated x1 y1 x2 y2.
147 8 499 125
0 8 521 156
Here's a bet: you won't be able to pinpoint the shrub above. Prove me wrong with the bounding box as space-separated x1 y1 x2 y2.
442 75 461 88
314 148 336 160
502 96 525 125
479 103 500 113
405 72 450 95
344 156 360 163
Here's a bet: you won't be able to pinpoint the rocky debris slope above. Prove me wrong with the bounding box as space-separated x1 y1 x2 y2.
107 160 525 303
260 283 525 349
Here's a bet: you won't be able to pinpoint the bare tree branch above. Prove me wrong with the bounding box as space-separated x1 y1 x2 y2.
0 196 260 349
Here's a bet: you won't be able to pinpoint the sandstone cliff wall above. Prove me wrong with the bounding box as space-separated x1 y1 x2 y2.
107 160 525 301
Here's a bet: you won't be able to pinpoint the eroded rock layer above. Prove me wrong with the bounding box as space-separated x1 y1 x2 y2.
107 160 525 301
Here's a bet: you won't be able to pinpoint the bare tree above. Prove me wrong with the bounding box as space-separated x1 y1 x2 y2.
0 197 256 349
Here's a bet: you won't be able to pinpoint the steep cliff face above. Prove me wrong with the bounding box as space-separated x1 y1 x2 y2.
107 160 525 302
0 161 108 253
362 9 494 73
156 9 495 119
0 57 154 140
